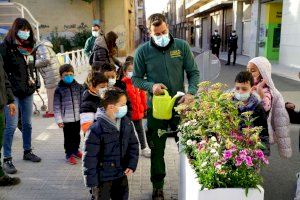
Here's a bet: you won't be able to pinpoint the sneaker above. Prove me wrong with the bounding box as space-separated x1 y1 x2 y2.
3 159 17 174
23 151 42 162
67 156 77 165
0 174 21 186
43 112 54 118
225 63 230 65
73 151 83 159
141 147 151 158
152 188 164 200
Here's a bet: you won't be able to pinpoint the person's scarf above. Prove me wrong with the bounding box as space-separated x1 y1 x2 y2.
15 39 33 56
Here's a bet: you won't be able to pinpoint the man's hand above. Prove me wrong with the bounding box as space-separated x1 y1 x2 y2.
152 84 167 96
58 123 64 128
8 103 16 116
178 94 194 104
124 168 133 176
286 102 296 110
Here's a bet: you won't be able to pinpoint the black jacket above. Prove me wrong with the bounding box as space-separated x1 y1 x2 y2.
211 34 221 49
0 55 14 109
0 40 39 99
286 107 300 124
228 35 238 50
83 113 139 186
80 90 103 114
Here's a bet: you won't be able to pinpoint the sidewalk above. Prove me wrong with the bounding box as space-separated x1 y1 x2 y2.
0 66 179 200
191 47 300 82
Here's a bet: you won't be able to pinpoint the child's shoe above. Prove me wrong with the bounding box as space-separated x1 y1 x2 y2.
74 151 83 159
67 156 77 165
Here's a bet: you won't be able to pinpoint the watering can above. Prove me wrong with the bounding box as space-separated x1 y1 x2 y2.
152 90 185 120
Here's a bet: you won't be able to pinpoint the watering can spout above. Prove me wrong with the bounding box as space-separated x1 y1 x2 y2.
170 91 185 108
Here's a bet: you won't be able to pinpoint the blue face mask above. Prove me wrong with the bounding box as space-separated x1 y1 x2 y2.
17 30 30 40
234 91 250 101
63 75 74 84
115 105 128 118
127 72 133 78
153 33 170 47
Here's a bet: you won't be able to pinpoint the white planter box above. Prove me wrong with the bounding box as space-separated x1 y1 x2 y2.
179 153 264 200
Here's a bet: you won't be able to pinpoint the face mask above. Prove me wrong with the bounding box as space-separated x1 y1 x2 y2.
63 75 74 84
115 105 128 118
98 87 107 98
214 32 218 35
127 72 133 78
92 31 99 37
235 91 250 102
152 33 170 47
108 78 116 87
232 33 236 36
17 30 30 40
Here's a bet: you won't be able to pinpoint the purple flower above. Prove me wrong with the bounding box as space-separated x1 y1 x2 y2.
239 150 248 160
254 150 265 159
235 156 243 166
245 156 254 167
223 150 233 160
262 157 269 165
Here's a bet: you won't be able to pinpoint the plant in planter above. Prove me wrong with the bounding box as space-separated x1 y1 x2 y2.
176 81 269 196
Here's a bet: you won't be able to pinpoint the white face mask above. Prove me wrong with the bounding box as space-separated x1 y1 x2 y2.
98 87 107 98
214 32 218 35
92 31 99 37
108 78 116 87
232 33 236 36
234 91 250 101
127 72 133 78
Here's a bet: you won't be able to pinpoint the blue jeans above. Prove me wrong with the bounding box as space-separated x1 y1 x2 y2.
3 95 33 158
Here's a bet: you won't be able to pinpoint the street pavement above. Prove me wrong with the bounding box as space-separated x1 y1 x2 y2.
1 59 300 200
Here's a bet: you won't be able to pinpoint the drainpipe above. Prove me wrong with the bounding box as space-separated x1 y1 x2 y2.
255 0 261 57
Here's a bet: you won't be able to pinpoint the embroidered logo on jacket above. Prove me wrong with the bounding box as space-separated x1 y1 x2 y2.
170 50 181 58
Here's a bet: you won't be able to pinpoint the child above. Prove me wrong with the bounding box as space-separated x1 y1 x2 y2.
83 62 102 90
233 71 270 156
101 62 126 91
83 89 139 200
80 71 108 133
54 64 84 165
121 60 151 158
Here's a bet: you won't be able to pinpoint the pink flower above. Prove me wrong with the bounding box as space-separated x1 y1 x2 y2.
198 143 204 150
236 134 243 141
254 150 265 159
262 157 269 165
239 150 248 160
245 156 254 167
235 156 243 166
214 162 222 170
223 150 233 160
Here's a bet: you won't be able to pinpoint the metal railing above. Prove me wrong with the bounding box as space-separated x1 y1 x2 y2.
0 2 40 40
56 49 90 74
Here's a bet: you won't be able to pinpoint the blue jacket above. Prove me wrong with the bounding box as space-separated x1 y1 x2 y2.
83 111 139 187
54 80 84 123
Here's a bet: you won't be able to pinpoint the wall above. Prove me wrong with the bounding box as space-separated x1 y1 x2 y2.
279 0 300 68
12 0 99 38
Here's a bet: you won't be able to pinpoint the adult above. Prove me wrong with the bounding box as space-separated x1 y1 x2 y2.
0 18 41 174
90 31 122 68
132 13 200 199
84 23 101 57
210 29 221 58
225 30 238 66
35 40 60 118
247 56 292 158
0 54 20 186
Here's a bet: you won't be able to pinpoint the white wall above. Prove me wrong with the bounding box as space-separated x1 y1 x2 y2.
279 0 300 68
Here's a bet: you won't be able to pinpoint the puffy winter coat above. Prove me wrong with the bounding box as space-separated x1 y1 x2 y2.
122 77 147 121
54 80 84 123
83 110 139 187
35 40 60 89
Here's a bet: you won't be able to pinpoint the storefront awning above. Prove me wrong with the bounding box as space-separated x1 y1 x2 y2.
186 0 233 18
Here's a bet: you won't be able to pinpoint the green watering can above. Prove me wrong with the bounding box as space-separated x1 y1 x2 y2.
152 90 185 120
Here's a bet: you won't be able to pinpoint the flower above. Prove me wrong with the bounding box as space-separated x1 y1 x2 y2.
254 150 265 159
235 156 243 166
245 156 254 167
262 157 269 165
186 139 193 146
223 150 233 160
210 136 217 142
201 162 208 167
239 150 248 160
214 162 222 170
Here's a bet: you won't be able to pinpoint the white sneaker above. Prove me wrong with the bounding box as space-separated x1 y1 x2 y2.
141 148 151 158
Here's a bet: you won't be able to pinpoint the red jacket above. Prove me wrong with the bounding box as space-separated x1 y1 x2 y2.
122 77 147 121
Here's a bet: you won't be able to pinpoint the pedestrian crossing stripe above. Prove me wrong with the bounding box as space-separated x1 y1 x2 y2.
170 50 181 58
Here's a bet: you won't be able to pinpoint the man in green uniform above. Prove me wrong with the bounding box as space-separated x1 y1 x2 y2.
84 24 101 57
132 13 200 200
